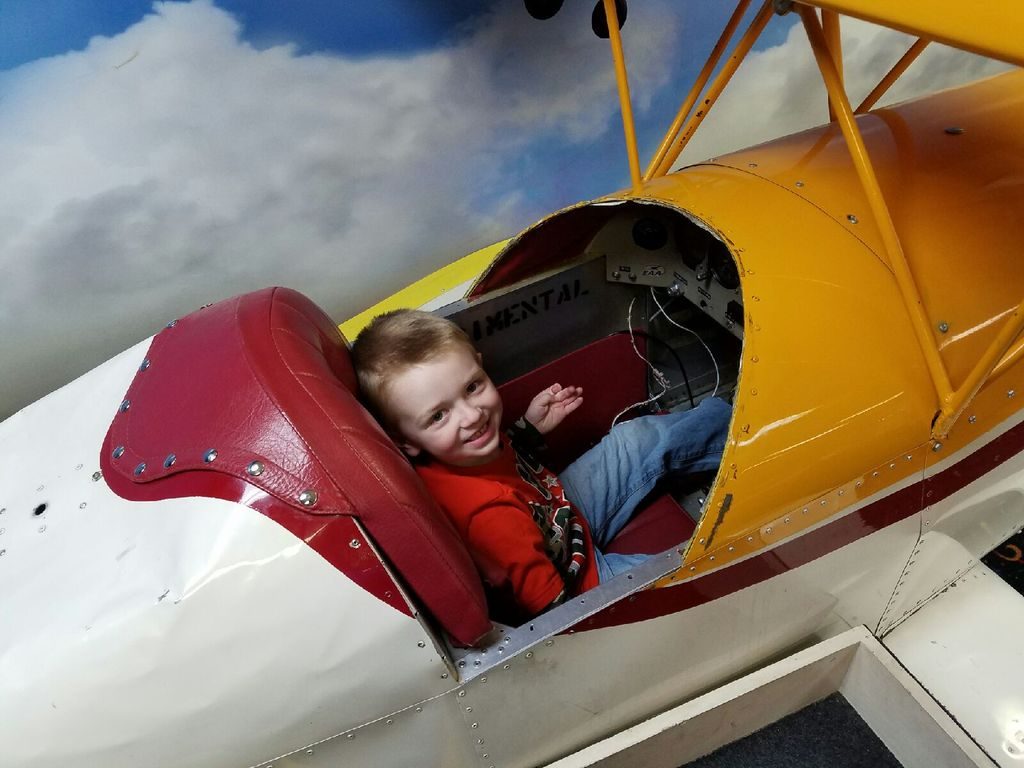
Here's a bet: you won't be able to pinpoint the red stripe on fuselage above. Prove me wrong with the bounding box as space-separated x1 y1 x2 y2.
574 416 1024 633
923 416 1024 507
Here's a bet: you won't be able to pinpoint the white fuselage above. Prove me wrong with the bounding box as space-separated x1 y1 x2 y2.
2 338 1023 768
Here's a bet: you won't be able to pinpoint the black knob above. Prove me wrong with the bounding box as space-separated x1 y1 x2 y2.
525 0 564 20
592 0 628 38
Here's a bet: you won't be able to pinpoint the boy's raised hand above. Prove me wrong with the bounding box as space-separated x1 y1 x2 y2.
524 383 583 435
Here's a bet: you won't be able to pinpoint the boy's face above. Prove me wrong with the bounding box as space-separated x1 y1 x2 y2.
386 346 504 467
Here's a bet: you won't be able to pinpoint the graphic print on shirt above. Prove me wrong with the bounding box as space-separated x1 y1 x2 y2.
514 449 588 580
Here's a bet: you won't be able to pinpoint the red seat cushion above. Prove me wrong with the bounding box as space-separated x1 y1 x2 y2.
497 332 699 555
603 494 696 555
498 333 649 471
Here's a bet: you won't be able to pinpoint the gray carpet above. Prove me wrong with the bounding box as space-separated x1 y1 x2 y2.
682 693 903 768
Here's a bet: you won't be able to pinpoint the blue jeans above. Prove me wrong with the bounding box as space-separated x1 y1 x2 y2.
559 397 731 583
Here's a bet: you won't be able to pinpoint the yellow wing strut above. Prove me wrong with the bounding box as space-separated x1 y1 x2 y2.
602 0 642 194
799 4 1024 438
799 7 953 406
855 37 929 114
644 0 753 181
649 0 774 178
822 9 843 121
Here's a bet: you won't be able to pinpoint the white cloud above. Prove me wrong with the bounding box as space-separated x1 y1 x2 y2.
1 2 1009 421
678 17 1013 165
0 0 676 418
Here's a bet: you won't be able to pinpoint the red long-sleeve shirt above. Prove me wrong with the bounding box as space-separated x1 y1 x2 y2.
416 439 599 622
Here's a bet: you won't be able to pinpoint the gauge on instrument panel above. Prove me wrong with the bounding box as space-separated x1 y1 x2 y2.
708 240 740 290
674 220 709 269
631 218 668 251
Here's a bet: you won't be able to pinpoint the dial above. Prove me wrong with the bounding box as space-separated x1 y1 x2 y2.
675 221 709 269
708 240 740 290
632 217 668 251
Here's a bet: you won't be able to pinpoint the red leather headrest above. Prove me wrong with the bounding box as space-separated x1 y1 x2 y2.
102 287 491 646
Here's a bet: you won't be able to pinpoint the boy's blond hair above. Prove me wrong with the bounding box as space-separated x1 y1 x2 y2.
350 309 477 428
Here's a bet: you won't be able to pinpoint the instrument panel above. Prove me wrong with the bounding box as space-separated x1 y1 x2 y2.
590 211 744 339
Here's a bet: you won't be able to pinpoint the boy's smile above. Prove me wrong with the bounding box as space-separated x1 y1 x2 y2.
387 347 504 467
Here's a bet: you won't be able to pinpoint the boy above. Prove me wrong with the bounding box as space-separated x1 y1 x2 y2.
351 309 730 623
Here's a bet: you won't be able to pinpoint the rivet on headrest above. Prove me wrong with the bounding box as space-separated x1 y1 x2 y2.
298 489 318 507
134 462 147 477
203 449 218 463
112 446 125 459
246 461 265 477
164 454 177 469
139 358 151 372
119 399 131 413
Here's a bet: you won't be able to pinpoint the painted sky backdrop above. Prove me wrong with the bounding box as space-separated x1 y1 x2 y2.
0 0 1011 419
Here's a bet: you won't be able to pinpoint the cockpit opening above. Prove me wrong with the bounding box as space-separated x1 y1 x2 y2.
444 200 742 426
427 201 743 639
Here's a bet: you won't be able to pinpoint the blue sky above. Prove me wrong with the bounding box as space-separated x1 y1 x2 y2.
0 1 802 212
0 1 791 67
0 1 497 68
0 1 787 204
0 1 1006 418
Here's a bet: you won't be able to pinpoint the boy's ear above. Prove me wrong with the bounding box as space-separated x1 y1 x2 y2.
396 438 421 458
